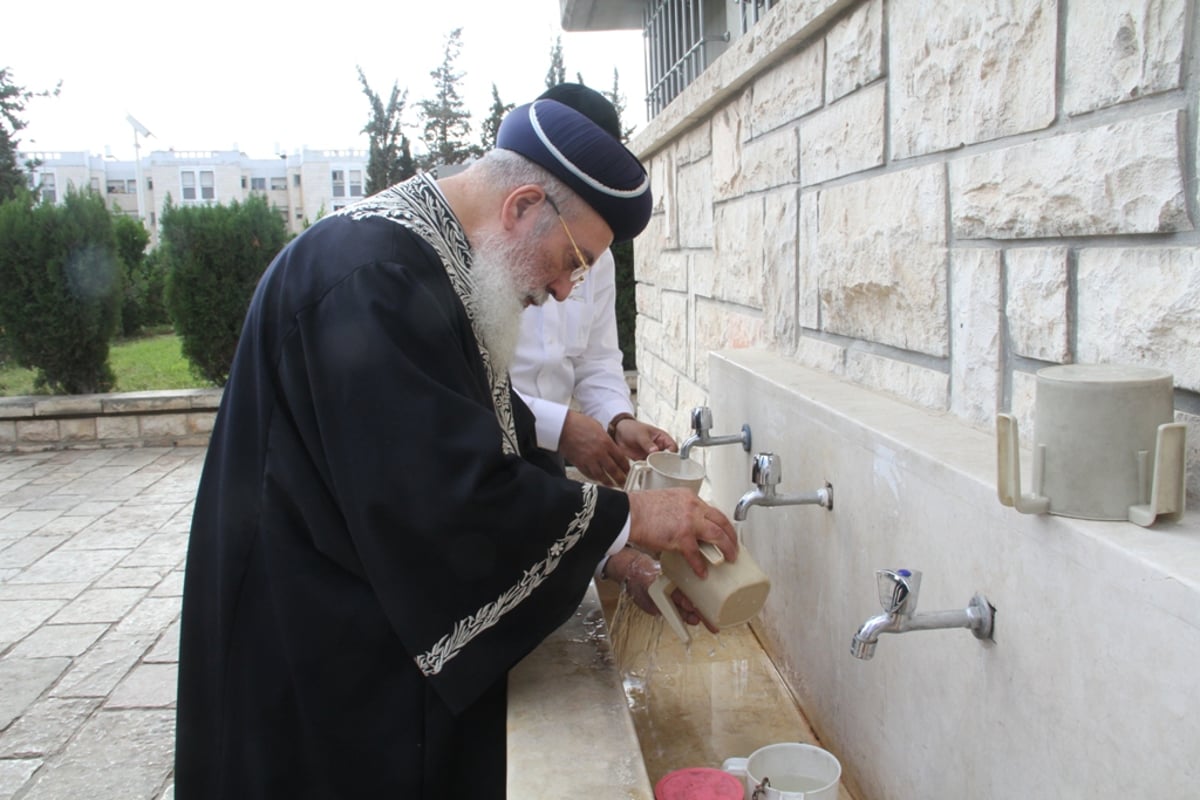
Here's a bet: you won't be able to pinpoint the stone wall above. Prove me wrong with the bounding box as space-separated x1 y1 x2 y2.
629 1 1199 796
630 0 1200 501
0 390 221 452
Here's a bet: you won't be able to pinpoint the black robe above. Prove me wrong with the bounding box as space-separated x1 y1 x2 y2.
174 175 629 799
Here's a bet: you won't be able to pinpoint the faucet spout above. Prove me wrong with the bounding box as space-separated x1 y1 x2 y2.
733 485 834 521
678 406 752 459
850 568 994 660
850 613 896 659
733 453 833 520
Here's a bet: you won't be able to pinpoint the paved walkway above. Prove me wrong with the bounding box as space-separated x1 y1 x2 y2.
0 446 205 800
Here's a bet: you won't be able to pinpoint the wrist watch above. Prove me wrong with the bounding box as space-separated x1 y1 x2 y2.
606 412 635 440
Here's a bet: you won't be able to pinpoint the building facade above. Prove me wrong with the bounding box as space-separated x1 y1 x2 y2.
21 148 368 246
566 1 1199 799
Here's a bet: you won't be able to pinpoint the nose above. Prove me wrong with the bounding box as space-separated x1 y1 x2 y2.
548 272 577 302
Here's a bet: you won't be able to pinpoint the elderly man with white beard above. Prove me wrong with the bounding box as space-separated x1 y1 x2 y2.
173 98 739 800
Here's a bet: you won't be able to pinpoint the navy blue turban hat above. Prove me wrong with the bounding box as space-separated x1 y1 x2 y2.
496 99 652 242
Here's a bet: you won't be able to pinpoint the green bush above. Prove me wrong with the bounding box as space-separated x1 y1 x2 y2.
0 187 121 393
162 194 288 386
612 239 637 371
113 212 164 337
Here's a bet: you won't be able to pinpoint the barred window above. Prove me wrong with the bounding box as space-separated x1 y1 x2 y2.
643 0 779 118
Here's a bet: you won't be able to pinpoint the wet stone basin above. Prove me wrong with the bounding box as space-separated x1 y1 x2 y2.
601 583 856 798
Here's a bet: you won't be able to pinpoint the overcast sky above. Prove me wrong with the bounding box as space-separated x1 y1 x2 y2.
8 1 645 161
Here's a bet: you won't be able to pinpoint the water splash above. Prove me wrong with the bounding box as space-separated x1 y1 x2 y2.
601 582 808 787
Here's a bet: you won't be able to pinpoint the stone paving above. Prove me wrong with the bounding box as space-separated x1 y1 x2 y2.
0 446 205 800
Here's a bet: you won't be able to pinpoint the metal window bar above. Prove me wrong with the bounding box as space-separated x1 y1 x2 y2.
644 0 781 118
738 0 778 34
644 0 727 118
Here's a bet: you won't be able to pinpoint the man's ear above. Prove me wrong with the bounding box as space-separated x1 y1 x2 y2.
501 184 546 231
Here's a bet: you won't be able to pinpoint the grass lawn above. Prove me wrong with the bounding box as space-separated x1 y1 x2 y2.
0 332 213 397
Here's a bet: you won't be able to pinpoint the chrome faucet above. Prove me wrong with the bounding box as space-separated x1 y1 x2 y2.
850 569 994 660
679 406 752 459
733 452 834 521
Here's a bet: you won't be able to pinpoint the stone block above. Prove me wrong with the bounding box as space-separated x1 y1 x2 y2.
0 697 101 758
0 656 72 729
764 189 800 353
51 633 156 698
638 209 668 266
694 299 764 388
750 41 824 137
674 120 712 165
638 249 689 294
0 758 41 797
106 662 178 709
9 623 108 658
677 157 714 249
705 197 766 308
636 283 662 322
798 191 820 330
17 419 59 444
1009 369 1039 436
826 0 884 102
647 150 673 220
951 248 1002 428
1005 247 1071 362
712 92 749 202
795 336 846 375
186 412 215 436
890 0 1056 159
33 396 102 417
741 126 799 194
816 164 949 356
51 587 148 624
58 417 96 442
1076 247 1200 390
1178 408 1199 504
1064 0 1186 116
801 82 885 186
951 110 1190 239
844 350 950 412
103 392 191 413
660 291 691 381
95 415 139 441
139 413 189 440
15 708 174 799
0 397 36 419
635 315 665 364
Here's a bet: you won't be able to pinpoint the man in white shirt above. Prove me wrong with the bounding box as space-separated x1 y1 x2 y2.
511 83 676 489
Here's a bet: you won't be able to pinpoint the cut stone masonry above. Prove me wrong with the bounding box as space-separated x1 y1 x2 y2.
0 389 221 453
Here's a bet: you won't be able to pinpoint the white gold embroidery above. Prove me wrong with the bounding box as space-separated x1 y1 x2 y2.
341 174 519 455
414 483 598 676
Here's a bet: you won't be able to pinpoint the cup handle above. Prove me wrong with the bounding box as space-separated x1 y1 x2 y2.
699 541 725 565
721 756 748 778
1129 421 1187 526
624 460 650 493
648 575 690 643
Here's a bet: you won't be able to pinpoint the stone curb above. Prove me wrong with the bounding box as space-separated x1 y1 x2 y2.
0 389 222 453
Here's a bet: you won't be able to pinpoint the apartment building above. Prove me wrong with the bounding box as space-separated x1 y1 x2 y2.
21 147 368 246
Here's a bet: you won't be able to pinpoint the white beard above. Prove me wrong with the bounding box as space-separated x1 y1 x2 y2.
468 234 542 377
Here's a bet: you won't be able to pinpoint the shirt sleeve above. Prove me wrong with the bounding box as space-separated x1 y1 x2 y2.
513 389 570 452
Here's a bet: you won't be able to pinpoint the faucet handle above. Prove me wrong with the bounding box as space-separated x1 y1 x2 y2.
750 452 781 488
690 406 713 435
876 568 920 613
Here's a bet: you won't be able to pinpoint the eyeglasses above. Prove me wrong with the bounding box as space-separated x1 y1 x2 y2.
544 194 591 285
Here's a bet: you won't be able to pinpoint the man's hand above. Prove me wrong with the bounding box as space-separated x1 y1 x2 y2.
611 417 678 461
602 548 718 632
625 488 738 578
558 410 631 486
